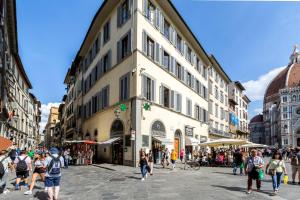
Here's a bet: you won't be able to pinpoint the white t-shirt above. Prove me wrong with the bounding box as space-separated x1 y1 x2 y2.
14 155 32 171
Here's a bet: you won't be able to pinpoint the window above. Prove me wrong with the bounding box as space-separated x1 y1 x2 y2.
186 99 192 116
209 81 213 94
221 107 224 120
118 0 131 27
117 31 131 61
283 106 287 112
103 21 110 44
220 91 224 103
163 51 170 70
164 19 170 40
146 36 154 59
176 34 182 52
176 93 182 112
225 95 228 106
142 135 149 147
120 73 130 101
209 100 213 114
144 0 155 24
187 72 192 87
102 51 111 73
283 113 288 119
175 63 182 80
92 95 98 114
102 86 109 109
187 47 192 63
162 86 170 108
282 96 287 102
195 105 200 121
215 104 219 118
215 86 219 100
142 75 155 101
292 95 297 102
202 85 207 99
196 79 200 94
215 122 219 130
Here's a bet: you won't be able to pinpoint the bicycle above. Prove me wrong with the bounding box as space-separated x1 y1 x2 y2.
184 159 201 170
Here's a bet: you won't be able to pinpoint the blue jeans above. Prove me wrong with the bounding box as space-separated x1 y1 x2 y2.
140 165 147 178
64 157 69 168
233 163 243 175
272 172 283 191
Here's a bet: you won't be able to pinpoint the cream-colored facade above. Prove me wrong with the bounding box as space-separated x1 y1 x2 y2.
207 55 231 139
60 0 251 166
45 107 59 148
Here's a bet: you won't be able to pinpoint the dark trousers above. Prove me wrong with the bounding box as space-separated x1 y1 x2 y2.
248 176 261 190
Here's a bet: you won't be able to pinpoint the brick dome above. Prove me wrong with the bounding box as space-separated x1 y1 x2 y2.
250 114 263 124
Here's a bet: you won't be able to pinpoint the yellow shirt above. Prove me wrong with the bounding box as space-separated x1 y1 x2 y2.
268 159 286 173
171 151 177 161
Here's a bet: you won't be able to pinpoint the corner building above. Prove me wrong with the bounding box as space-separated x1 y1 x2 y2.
65 0 212 167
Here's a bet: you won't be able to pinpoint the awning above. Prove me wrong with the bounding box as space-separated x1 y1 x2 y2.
185 137 199 146
153 137 173 145
99 137 121 145
0 136 13 151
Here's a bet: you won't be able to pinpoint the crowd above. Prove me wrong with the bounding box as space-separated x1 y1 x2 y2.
0 146 67 200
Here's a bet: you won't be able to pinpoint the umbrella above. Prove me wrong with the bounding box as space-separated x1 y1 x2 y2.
241 142 268 148
199 138 248 147
0 136 13 151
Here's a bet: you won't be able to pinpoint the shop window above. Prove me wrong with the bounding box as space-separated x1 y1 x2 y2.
142 135 149 147
125 135 131 147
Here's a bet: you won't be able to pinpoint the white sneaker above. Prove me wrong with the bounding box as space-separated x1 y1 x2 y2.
145 174 148 179
141 178 145 181
24 190 32 195
3 189 10 194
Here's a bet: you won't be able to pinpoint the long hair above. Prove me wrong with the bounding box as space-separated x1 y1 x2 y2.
272 150 283 160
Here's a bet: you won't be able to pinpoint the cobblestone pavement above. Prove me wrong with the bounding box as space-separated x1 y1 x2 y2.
1 162 300 200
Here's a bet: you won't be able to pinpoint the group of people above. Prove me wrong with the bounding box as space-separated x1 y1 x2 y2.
0 147 66 200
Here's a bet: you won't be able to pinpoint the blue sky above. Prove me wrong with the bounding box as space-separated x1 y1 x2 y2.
16 0 300 127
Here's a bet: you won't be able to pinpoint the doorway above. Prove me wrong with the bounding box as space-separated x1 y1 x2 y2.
174 130 181 159
152 138 162 164
110 120 124 165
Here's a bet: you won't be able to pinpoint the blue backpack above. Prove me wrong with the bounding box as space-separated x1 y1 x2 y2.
48 156 61 175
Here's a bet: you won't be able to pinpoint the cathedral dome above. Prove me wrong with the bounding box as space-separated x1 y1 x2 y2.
264 46 300 103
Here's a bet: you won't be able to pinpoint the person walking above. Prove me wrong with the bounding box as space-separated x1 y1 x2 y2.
14 150 32 190
44 147 64 200
265 150 287 195
171 149 177 169
63 149 69 169
291 147 300 184
148 150 154 176
165 148 170 166
24 153 46 195
245 149 264 194
180 149 184 163
139 150 148 181
0 150 12 195
233 149 244 175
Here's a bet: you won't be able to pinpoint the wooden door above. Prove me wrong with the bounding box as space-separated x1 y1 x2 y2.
174 138 179 159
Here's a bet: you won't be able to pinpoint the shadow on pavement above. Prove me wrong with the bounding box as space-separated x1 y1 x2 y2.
125 176 141 180
34 191 48 200
212 172 235 175
91 165 116 171
211 185 273 196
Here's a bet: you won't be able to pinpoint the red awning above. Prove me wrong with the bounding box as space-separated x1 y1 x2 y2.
0 136 13 151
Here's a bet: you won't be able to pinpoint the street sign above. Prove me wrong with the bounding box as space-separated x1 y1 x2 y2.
119 103 127 112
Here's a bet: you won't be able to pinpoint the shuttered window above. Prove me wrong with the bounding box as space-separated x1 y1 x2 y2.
117 31 132 62
119 73 130 101
142 75 155 101
117 0 132 27
186 98 192 116
103 20 110 45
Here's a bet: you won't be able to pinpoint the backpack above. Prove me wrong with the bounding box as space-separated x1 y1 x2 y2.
48 156 61 175
0 157 7 179
16 156 28 172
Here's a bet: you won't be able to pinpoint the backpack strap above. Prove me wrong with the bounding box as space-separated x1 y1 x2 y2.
48 156 61 172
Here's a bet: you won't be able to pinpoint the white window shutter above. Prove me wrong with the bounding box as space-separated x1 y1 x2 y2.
142 75 147 98
155 9 160 29
160 12 164 34
159 85 163 105
143 0 148 16
151 79 156 102
142 30 147 54
171 90 175 109
154 42 160 63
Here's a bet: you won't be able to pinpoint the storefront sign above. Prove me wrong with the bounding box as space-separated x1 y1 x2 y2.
152 120 166 137
185 126 194 137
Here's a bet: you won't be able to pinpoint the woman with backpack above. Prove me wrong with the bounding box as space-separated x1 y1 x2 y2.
265 150 287 195
24 153 46 195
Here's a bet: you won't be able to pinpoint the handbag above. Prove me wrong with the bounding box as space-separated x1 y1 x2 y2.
267 168 275 176
146 165 151 173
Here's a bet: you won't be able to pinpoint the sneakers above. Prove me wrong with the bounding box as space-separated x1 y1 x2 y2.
246 190 252 194
145 174 148 179
141 178 145 181
24 190 32 195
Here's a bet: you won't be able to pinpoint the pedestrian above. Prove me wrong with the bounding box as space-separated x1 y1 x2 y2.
24 153 46 195
265 150 287 195
233 148 244 175
89 148 93 165
170 149 177 169
44 147 64 200
180 149 184 163
63 149 69 169
245 149 264 194
165 148 170 166
14 150 32 190
139 150 148 181
0 150 12 194
148 150 154 175
291 147 300 184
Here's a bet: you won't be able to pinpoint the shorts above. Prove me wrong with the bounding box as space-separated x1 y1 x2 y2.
45 176 61 187
16 171 29 179
33 168 46 174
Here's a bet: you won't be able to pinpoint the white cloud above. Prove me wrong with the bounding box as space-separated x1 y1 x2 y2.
243 66 286 101
254 108 263 115
40 102 60 133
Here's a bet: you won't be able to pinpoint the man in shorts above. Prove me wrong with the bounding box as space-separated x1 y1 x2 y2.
14 150 32 190
44 147 64 200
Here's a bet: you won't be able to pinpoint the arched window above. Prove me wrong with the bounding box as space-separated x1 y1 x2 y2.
292 95 297 102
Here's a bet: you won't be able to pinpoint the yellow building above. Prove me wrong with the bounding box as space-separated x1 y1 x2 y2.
45 107 59 148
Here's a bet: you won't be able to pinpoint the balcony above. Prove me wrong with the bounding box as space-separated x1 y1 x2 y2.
209 127 232 138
